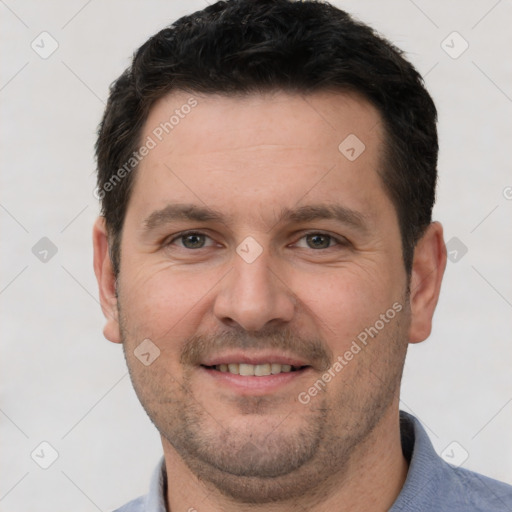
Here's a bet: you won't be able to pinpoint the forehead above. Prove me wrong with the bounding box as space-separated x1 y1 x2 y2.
144 89 382 159
129 89 392 229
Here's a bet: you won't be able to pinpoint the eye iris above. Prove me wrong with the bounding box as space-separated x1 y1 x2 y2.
307 234 330 249
183 234 205 249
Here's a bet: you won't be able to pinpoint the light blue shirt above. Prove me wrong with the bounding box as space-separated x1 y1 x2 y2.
114 411 512 511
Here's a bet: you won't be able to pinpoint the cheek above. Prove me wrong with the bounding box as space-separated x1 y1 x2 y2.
118 262 223 345
292 264 401 348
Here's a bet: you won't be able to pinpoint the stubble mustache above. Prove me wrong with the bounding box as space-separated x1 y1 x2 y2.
180 324 333 371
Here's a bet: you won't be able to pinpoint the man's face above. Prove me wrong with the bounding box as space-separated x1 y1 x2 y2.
101 91 414 501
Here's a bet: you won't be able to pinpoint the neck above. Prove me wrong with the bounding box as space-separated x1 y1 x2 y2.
162 406 408 512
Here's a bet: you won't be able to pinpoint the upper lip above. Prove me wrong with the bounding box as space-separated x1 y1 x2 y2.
200 352 311 368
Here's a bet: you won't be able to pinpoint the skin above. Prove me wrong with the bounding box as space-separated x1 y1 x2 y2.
93 90 446 512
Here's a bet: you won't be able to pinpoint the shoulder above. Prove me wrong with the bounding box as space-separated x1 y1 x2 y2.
111 456 167 512
394 456 512 511
112 495 145 512
392 412 512 511
441 465 512 511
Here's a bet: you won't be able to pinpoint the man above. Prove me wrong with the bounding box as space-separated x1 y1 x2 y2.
92 1 512 510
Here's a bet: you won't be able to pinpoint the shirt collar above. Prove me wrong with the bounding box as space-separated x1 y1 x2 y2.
144 456 167 512
389 411 445 511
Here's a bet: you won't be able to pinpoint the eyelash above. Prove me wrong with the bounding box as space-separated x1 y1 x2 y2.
165 230 347 251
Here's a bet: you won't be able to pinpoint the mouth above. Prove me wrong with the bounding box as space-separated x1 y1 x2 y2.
201 362 309 376
198 354 314 395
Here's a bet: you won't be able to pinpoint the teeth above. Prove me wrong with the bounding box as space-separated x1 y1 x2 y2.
255 363 271 376
239 363 255 376
214 363 298 376
271 363 282 374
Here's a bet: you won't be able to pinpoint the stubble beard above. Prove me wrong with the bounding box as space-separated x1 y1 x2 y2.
119 301 409 504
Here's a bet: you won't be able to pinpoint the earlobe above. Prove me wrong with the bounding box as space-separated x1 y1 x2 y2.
92 217 122 344
408 222 447 344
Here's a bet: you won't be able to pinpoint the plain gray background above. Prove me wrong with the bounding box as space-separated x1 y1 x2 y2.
1 1 511 510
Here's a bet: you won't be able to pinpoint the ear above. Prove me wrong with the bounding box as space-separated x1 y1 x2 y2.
408 222 447 344
93 217 122 344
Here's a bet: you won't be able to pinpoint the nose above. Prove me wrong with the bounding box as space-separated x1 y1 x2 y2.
213 248 296 332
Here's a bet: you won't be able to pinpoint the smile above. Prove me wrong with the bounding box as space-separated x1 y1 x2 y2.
203 363 307 376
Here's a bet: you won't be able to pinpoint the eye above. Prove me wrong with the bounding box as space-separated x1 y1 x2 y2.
165 230 347 252
167 231 214 249
294 232 345 250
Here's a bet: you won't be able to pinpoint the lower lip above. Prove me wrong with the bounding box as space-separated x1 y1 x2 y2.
199 366 312 395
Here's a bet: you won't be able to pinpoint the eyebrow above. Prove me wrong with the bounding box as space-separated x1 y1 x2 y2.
143 202 369 233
